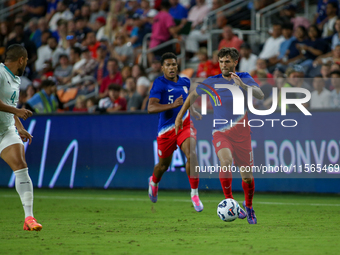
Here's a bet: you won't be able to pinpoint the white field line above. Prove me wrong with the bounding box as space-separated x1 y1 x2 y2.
1 194 340 207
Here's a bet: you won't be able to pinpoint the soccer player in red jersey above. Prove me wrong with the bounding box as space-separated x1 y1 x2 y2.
175 48 264 224
148 52 204 212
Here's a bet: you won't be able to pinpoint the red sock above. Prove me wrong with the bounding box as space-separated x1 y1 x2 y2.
219 171 233 199
188 176 199 189
152 173 162 184
242 178 255 208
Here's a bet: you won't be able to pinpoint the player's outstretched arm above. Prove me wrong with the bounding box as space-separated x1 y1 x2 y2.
14 115 33 144
148 96 183 114
175 90 200 135
0 99 33 120
230 72 264 100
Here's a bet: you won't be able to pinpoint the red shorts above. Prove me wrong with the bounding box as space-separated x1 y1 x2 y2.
212 130 253 167
157 121 197 158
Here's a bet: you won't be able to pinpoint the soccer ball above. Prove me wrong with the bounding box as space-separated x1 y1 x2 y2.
217 198 240 222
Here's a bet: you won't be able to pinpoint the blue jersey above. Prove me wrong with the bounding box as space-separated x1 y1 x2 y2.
149 75 190 136
196 72 259 133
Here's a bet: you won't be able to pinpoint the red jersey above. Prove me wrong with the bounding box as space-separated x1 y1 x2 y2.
114 97 127 111
99 73 123 93
88 42 101 59
209 62 221 76
197 60 221 78
218 36 243 51
73 107 88 112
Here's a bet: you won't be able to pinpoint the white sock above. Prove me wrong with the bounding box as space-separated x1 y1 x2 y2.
150 179 158 187
14 168 34 218
191 188 198 197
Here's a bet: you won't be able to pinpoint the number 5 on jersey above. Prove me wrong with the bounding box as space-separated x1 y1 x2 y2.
168 95 173 104
11 91 16 104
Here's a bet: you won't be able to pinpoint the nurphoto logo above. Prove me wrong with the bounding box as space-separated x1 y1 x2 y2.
198 82 312 128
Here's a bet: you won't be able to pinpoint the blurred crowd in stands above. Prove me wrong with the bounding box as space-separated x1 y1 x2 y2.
0 0 339 113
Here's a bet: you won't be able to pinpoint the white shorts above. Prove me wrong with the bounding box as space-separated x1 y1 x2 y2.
0 126 23 155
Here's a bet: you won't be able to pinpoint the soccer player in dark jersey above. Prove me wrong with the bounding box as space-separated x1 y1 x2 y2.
148 52 204 212
175 48 264 224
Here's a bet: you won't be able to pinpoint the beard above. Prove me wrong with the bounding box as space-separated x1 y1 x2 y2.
222 69 231 77
221 65 235 77
222 70 231 76
17 67 25 76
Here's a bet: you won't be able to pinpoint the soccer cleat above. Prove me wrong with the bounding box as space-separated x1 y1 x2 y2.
23 216 42 231
242 201 257 224
148 176 158 203
191 195 204 212
238 206 247 219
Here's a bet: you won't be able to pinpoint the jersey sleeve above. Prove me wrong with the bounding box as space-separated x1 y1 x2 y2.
0 72 4 90
149 79 163 100
182 77 191 90
241 72 259 88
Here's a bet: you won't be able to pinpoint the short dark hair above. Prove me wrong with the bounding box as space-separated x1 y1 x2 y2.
282 22 294 30
14 22 24 29
240 42 251 50
108 58 118 65
161 0 171 10
48 36 57 42
41 79 56 88
85 31 95 39
57 19 67 27
330 70 340 77
161 52 177 65
108 84 122 91
217 47 239 61
297 25 307 37
72 46 82 56
5 44 27 62
309 24 322 38
42 30 52 37
125 76 136 84
61 0 69 7
75 16 86 22
59 54 69 60
328 2 338 9
272 22 282 27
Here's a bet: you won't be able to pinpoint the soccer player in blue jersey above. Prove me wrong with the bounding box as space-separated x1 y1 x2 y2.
147 52 204 212
175 48 264 224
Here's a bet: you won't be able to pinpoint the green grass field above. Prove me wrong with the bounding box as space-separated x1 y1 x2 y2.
0 188 339 255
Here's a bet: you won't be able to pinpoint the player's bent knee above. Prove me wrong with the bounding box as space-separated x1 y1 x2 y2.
185 150 197 161
7 159 27 171
220 159 232 168
242 178 253 184
158 164 169 173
